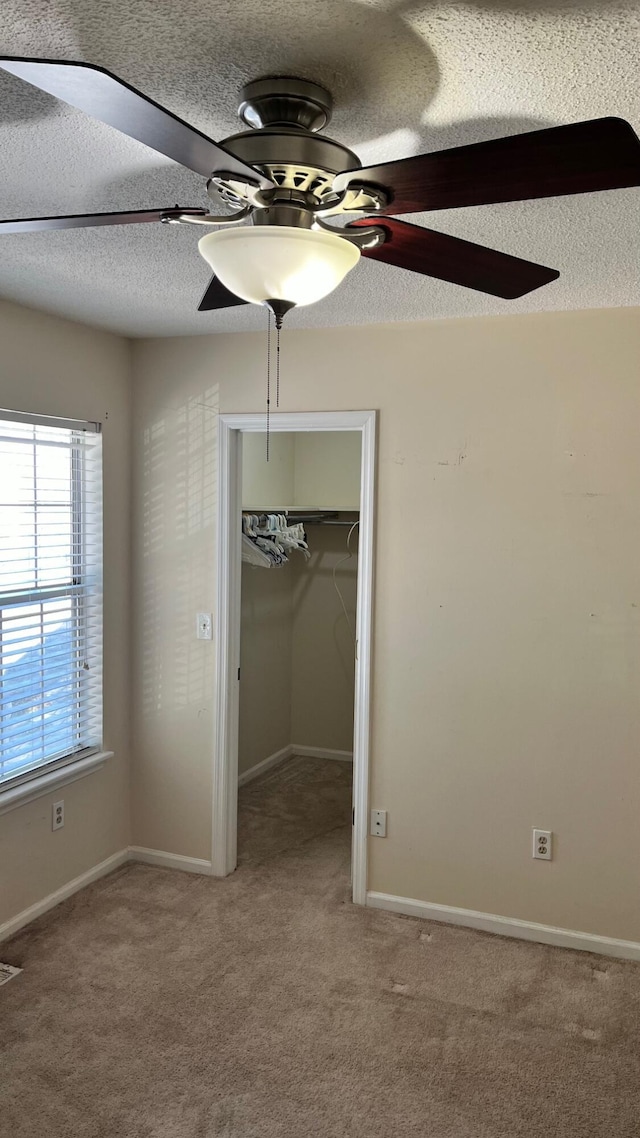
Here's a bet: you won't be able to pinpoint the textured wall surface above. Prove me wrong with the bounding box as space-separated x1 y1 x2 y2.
132 306 640 941
0 0 639 334
0 299 131 925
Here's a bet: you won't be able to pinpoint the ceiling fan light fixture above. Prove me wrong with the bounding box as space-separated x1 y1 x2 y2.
197 225 360 309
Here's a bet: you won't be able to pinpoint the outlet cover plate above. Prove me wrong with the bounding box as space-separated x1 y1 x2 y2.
370 809 387 837
532 828 552 860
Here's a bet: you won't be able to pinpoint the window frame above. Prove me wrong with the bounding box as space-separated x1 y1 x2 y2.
0 409 104 797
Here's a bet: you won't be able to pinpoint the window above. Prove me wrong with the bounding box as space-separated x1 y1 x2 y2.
0 411 102 791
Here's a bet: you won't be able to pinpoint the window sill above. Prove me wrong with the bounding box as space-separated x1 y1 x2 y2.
0 751 114 816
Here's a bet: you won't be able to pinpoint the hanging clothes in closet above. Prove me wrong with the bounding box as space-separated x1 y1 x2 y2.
241 513 310 568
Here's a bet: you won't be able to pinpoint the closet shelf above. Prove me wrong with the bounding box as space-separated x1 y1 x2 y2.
243 508 359 526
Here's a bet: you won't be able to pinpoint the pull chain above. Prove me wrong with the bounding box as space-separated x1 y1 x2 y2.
266 307 271 461
276 321 281 408
266 301 290 457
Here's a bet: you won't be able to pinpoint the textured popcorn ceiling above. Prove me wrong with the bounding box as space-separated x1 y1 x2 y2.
0 0 639 336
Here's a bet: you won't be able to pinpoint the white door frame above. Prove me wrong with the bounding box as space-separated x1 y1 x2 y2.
212 410 376 904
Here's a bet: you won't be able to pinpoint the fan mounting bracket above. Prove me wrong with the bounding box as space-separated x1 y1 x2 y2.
315 218 386 249
161 204 252 227
316 183 389 217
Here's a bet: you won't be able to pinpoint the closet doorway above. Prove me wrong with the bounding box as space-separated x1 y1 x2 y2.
213 412 375 904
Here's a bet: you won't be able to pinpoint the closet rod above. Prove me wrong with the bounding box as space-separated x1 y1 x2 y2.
283 512 339 523
303 519 359 526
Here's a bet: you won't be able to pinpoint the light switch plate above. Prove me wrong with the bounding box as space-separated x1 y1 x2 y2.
196 612 213 640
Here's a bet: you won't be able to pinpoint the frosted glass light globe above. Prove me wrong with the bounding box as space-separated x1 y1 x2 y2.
198 225 360 308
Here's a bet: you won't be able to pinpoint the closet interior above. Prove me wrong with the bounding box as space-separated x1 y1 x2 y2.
237 430 361 870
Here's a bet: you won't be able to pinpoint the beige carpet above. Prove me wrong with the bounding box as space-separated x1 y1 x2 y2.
2 757 640 1137
237 754 353 866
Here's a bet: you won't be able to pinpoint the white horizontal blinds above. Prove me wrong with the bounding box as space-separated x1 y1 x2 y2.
0 416 103 787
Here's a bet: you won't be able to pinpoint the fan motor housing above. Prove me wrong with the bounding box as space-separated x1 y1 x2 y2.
215 76 361 210
222 128 360 184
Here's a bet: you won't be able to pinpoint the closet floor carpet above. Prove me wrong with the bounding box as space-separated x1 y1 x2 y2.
2 761 640 1137
237 753 353 866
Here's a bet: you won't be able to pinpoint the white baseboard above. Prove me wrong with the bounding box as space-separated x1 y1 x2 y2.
128 846 212 874
290 745 353 763
238 743 354 787
0 848 129 944
237 745 293 787
366 891 640 963
0 844 214 943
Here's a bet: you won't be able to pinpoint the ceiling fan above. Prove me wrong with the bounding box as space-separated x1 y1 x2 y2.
2 56 640 324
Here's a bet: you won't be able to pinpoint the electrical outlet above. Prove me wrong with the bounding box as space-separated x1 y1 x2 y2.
52 800 64 831
370 809 387 837
196 612 212 640
532 828 552 860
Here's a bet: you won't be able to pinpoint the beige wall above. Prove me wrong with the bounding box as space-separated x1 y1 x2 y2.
242 432 295 509
239 433 360 772
129 366 218 860
238 526 358 773
239 562 293 774
0 299 131 926
293 432 361 510
242 430 361 510
131 306 640 942
291 524 358 751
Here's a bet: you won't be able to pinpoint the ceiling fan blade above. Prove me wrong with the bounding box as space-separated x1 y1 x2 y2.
351 217 559 298
0 56 274 187
198 275 248 312
0 207 208 234
336 118 640 215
